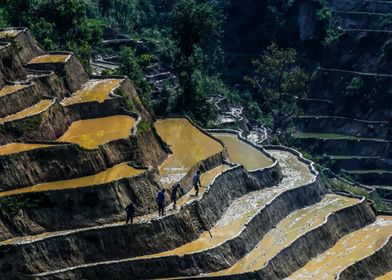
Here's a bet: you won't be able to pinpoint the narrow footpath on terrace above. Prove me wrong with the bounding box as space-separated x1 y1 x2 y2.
33 144 313 279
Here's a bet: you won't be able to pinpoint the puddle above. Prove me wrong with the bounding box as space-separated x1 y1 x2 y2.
213 133 273 171
155 118 223 187
62 79 122 105
0 99 52 124
210 194 359 275
286 216 392 280
59 115 135 149
0 162 144 197
29 54 70 64
0 84 29 97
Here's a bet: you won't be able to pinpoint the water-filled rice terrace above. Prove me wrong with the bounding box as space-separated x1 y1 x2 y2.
0 25 391 280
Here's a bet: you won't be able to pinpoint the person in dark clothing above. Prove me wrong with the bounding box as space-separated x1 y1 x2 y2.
125 201 135 224
157 189 166 217
171 184 180 210
192 170 202 196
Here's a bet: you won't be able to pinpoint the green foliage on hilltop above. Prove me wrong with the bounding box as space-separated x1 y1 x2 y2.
0 0 104 71
116 47 152 102
246 43 309 134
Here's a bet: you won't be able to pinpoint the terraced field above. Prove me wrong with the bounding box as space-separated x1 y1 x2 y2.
294 0 392 202
58 115 136 149
0 26 391 280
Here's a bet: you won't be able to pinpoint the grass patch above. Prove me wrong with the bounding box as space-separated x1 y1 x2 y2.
137 119 151 134
325 174 390 212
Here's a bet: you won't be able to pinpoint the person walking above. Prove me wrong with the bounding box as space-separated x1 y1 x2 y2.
192 170 202 196
171 184 180 210
157 189 166 217
125 201 135 224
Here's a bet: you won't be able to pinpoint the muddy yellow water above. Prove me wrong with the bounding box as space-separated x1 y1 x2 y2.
58 115 135 149
29 54 70 64
135 149 314 262
0 84 29 97
0 143 54 156
62 79 122 106
155 118 224 187
209 194 359 276
0 99 52 124
286 216 392 280
376 271 392 280
213 133 273 171
0 165 230 245
0 162 144 197
176 165 230 207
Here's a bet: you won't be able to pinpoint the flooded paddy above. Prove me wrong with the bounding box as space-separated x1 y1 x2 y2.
212 133 273 171
59 115 135 149
62 79 122 105
0 84 29 97
0 162 144 197
286 216 392 280
133 149 313 260
209 194 359 276
155 118 224 187
0 99 52 124
29 54 71 64
0 143 54 156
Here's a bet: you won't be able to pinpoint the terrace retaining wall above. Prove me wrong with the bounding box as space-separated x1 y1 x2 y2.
0 165 263 277
0 168 160 241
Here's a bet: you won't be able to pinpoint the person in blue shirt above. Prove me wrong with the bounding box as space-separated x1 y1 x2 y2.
157 189 166 217
192 170 202 196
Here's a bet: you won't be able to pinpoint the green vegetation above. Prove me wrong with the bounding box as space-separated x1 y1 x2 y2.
137 119 151 134
0 0 103 70
116 47 152 102
325 174 390 212
246 43 309 135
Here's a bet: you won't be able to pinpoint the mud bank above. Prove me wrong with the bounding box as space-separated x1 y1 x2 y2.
0 168 160 241
296 116 389 139
0 100 72 144
38 166 324 279
0 42 26 87
28 70 70 100
344 170 392 186
0 128 167 191
0 82 40 118
27 52 89 93
215 197 375 280
296 137 391 157
308 68 392 120
0 165 266 277
328 156 392 173
0 28 44 64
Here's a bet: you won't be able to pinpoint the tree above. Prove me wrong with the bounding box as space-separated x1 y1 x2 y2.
116 47 152 102
171 0 222 122
98 0 112 17
247 43 309 133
